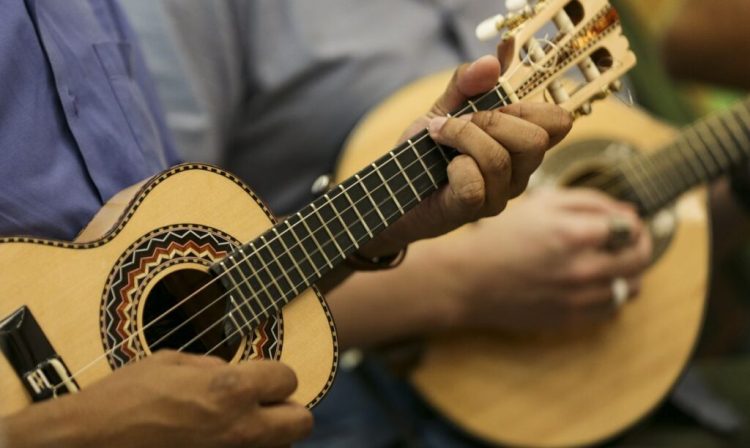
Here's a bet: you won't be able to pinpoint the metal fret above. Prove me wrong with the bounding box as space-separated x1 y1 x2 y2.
219 260 251 318
408 139 438 189
638 153 671 204
673 139 710 182
297 211 334 269
706 114 741 162
372 163 405 215
652 150 685 195
722 109 750 154
683 127 719 176
256 238 289 304
733 104 750 130
623 157 658 211
272 228 305 292
311 202 347 258
390 151 421 201
324 194 358 249
340 184 373 238
434 142 451 164
696 121 730 170
287 220 321 278
355 173 388 227
223 253 267 319
662 144 698 187
229 296 252 328
226 304 244 334
467 99 479 112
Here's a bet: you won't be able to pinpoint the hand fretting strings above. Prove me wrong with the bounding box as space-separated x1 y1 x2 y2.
198 151 472 358
50 86 513 395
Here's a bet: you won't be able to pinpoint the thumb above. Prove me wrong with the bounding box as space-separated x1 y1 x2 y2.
431 55 501 117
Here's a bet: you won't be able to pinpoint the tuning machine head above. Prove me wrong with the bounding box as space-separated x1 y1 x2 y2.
475 0 545 42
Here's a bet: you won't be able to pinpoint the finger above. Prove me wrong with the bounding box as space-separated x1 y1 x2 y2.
469 110 549 196
440 154 486 223
555 214 610 249
556 277 641 327
237 361 299 404
556 209 644 250
564 277 642 308
429 116 511 215
255 402 314 446
431 55 501 116
499 102 573 146
571 231 653 283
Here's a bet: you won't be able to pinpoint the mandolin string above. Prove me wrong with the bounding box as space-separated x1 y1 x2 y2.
140 56 562 361
50 129 487 393
51 17 632 391
49 89 513 392
66 14 586 376
197 152 486 358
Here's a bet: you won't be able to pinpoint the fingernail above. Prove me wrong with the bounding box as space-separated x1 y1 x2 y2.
429 116 448 135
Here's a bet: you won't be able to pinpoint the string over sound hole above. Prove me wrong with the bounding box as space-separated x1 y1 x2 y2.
142 269 242 361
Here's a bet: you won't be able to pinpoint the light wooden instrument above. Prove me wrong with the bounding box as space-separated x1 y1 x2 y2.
337 52 750 448
0 0 634 419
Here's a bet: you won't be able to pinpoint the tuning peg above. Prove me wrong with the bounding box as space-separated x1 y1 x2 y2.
577 102 593 116
475 14 506 41
505 0 530 13
609 80 623 92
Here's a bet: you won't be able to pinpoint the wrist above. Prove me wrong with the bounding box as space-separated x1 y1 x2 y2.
5 399 91 448
423 236 475 332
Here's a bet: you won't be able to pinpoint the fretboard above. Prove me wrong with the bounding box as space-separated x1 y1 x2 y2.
209 84 512 329
606 97 750 216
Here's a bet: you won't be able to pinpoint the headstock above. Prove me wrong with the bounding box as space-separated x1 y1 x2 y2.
476 0 636 117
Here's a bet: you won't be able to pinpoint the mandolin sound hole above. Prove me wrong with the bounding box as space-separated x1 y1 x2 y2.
141 269 240 361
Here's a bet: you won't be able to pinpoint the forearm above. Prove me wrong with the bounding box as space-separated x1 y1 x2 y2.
326 238 464 350
663 0 750 89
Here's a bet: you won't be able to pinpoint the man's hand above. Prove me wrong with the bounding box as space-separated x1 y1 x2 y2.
4 351 312 448
443 189 652 332
362 55 573 256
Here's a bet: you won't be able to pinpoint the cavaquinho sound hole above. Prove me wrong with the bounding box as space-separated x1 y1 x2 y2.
141 268 241 361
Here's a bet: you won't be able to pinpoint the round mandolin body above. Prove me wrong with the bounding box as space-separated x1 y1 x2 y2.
336 71 707 447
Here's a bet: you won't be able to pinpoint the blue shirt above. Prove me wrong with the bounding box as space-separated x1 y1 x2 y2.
0 0 179 241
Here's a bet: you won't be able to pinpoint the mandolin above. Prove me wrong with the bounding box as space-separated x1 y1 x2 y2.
337 30 750 448
0 0 633 421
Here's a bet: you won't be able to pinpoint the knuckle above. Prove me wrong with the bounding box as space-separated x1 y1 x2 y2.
476 110 503 130
527 126 550 151
452 116 474 141
487 146 511 174
457 177 486 208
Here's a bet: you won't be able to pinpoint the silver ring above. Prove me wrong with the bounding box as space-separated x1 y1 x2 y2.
606 216 632 251
611 277 629 309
